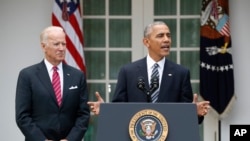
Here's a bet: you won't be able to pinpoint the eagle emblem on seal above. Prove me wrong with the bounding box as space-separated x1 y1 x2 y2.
140 119 158 139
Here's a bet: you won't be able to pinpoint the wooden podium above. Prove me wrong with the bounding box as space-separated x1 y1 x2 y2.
95 103 200 141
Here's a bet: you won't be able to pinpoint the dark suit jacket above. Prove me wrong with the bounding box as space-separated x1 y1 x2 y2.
16 61 90 141
112 57 203 123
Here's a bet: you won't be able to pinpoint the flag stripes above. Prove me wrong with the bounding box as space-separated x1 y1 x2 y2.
219 21 230 37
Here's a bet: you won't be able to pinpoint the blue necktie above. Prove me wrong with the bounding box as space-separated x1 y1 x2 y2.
151 63 159 103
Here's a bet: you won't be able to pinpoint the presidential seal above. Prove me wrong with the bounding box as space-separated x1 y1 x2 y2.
129 109 168 141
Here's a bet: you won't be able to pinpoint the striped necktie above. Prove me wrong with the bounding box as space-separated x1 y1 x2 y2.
52 66 62 106
151 63 159 103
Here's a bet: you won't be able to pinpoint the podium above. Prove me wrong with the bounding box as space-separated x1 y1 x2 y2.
95 103 200 141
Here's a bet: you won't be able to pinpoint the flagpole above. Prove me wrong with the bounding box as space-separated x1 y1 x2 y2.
218 120 221 141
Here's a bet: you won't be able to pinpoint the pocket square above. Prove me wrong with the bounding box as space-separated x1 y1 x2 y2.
69 85 78 90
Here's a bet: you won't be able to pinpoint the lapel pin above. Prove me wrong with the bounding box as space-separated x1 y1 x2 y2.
168 74 172 76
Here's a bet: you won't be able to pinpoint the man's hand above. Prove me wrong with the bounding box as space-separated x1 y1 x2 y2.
87 92 104 115
192 93 210 116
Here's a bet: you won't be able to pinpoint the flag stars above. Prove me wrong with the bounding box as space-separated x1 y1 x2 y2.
201 62 206 68
206 64 211 70
225 65 229 71
211 66 216 71
58 0 77 5
220 66 224 72
61 0 77 4
59 0 78 12
200 62 233 72
216 67 220 71
230 64 233 69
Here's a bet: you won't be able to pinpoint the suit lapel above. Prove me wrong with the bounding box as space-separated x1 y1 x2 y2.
137 58 150 89
62 64 73 105
158 59 174 102
37 61 58 104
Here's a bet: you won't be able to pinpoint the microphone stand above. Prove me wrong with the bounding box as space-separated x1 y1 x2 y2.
137 77 159 102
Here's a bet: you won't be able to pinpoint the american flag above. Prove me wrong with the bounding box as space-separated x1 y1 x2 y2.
216 14 230 37
52 0 86 73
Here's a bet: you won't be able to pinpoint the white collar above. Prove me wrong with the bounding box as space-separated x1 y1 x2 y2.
146 54 165 70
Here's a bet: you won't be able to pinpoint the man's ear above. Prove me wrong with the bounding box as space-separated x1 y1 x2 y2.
41 42 46 51
143 38 149 48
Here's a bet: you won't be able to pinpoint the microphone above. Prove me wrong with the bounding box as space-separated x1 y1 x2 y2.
137 77 151 102
149 77 159 93
137 77 146 91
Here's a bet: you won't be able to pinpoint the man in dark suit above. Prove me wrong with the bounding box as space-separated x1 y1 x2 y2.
88 21 210 123
15 26 90 141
